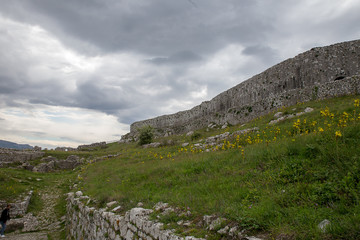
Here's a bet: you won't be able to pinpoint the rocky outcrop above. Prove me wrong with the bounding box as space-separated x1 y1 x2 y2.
125 40 360 140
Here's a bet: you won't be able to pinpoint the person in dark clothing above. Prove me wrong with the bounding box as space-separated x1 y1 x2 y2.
0 204 11 237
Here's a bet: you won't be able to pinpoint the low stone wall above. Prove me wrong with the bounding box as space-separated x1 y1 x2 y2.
66 192 204 240
0 191 33 217
26 155 84 173
0 191 41 233
77 142 106 150
11 191 33 217
0 149 44 168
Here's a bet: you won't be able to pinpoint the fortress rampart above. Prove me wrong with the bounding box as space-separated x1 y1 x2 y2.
126 40 360 139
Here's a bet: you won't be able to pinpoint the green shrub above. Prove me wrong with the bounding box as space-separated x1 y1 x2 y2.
191 132 201 141
138 125 154 145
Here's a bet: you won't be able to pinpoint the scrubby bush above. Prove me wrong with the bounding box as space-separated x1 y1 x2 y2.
138 126 154 145
191 132 201 141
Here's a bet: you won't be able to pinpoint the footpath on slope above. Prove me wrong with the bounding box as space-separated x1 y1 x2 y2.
5 179 66 240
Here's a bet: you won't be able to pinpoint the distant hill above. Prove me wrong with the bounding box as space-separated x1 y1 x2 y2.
0 140 33 150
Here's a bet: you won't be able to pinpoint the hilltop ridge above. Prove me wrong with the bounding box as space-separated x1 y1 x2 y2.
123 39 360 141
0 140 33 150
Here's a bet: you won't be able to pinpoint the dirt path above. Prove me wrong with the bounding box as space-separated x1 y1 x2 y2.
36 182 64 232
7 179 66 239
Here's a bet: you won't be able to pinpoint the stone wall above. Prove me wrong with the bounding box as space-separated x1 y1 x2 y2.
24 155 84 173
0 191 33 217
0 148 44 168
55 147 77 152
126 39 360 139
66 192 204 240
77 142 106 150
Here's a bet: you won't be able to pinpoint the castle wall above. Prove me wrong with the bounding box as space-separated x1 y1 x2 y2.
128 40 360 138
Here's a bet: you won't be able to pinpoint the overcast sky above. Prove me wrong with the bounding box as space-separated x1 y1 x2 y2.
0 0 359 148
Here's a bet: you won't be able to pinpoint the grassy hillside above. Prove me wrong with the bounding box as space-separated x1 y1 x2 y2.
79 95 360 239
1 94 360 239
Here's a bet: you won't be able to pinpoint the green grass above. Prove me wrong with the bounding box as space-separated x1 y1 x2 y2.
0 168 76 201
27 189 43 215
2 94 360 239
78 94 360 239
0 168 76 239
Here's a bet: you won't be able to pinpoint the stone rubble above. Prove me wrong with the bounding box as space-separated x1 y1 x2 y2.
107 201 118 208
0 191 33 217
207 217 226 231
15 153 120 173
0 149 44 168
268 107 314 125
0 191 40 233
30 155 84 173
201 215 263 239
207 123 218 129
142 142 162 148
318 219 331 233
186 131 194 136
12 213 39 232
182 127 259 152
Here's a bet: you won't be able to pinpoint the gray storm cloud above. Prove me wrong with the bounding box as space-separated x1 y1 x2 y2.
0 0 359 126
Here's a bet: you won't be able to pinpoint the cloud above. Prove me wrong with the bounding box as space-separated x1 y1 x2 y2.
242 45 279 63
0 0 359 147
0 75 21 94
148 51 202 65
265 0 360 58
0 0 272 56
0 105 129 148
0 16 211 125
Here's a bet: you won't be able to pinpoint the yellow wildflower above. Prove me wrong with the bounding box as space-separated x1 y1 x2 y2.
293 119 301 129
335 131 342 138
320 107 334 118
354 99 360 107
